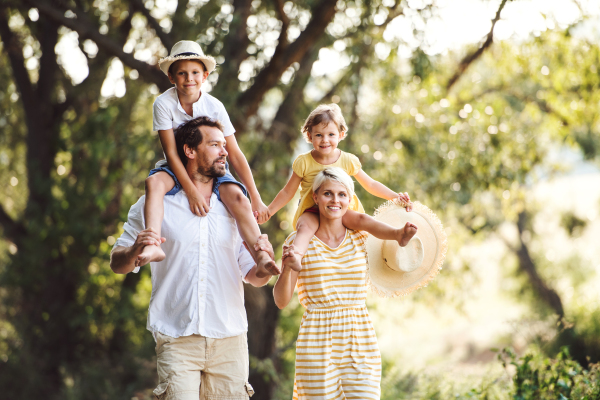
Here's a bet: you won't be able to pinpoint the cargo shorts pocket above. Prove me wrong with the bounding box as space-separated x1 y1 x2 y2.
245 382 254 397
153 379 170 399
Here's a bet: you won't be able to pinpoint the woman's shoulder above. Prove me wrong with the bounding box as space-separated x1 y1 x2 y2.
284 231 298 246
347 229 369 246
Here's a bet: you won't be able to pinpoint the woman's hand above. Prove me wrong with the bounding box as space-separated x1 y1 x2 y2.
396 192 413 212
282 244 302 272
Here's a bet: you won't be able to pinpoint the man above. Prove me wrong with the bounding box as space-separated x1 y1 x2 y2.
110 116 280 400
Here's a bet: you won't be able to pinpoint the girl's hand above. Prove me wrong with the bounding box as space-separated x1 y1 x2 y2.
396 192 413 212
253 199 270 224
187 188 209 216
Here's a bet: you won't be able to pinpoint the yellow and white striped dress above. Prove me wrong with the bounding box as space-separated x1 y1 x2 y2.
284 229 381 400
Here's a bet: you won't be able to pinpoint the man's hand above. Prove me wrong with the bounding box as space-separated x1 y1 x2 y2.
253 234 275 261
134 228 166 267
187 187 210 216
133 228 165 253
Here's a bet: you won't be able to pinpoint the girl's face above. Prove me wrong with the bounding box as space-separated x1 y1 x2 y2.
312 180 351 220
309 121 344 156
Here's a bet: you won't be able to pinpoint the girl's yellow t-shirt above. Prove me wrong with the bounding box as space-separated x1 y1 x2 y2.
291 150 365 228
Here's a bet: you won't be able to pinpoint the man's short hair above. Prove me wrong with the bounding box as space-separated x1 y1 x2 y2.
175 117 224 166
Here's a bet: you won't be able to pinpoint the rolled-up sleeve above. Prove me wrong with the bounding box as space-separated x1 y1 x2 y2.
238 242 255 283
113 196 146 273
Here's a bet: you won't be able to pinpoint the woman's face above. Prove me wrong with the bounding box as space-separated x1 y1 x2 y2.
313 180 351 220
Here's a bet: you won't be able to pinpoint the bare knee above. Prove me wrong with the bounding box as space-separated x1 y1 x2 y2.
297 212 319 231
145 172 173 195
220 184 250 208
343 210 370 229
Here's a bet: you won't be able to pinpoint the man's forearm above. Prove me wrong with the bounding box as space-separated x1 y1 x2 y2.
110 246 138 274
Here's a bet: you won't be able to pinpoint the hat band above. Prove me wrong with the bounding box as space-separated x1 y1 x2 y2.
173 52 201 57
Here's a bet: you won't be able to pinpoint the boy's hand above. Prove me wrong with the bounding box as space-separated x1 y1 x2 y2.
252 199 270 224
396 192 413 212
187 188 210 216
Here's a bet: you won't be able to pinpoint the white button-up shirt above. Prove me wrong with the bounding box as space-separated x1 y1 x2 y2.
114 192 255 339
152 87 236 136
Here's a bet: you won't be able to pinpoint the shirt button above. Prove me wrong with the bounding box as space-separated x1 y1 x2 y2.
199 294 203 298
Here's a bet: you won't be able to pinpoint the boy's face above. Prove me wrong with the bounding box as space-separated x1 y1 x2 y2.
168 60 209 97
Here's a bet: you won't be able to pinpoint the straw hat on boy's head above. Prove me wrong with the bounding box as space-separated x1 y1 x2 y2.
158 41 216 76
366 200 447 298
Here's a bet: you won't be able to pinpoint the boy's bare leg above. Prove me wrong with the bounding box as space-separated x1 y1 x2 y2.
342 210 417 247
139 172 172 266
219 184 280 276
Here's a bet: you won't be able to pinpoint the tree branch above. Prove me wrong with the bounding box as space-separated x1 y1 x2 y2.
0 204 24 242
272 0 290 50
212 0 253 103
129 0 174 50
515 211 564 317
28 0 170 91
0 7 37 116
446 0 509 91
235 0 338 124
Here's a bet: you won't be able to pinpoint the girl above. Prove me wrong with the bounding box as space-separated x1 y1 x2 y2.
262 103 414 257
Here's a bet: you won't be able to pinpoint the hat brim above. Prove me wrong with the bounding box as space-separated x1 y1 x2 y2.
158 54 216 75
365 201 447 298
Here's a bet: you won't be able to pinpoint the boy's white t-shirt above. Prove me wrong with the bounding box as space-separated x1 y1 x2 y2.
152 87 235 136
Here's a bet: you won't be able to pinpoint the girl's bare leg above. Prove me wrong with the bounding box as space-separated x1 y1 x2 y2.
342 210 417 246
138 172 173 266
293 212 319 256
219 183 280 276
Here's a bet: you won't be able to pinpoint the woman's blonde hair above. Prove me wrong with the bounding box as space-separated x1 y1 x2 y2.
312 167 355 199
301 104 348 143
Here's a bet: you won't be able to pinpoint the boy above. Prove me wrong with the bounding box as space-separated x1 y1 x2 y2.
139 40 277 275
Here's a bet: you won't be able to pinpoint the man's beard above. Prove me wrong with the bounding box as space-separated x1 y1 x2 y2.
197 155 227 178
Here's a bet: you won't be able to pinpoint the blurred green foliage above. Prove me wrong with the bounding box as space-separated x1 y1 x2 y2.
1 0 599 398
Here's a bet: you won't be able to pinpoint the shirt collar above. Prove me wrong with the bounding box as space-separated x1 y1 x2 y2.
175 90 204 115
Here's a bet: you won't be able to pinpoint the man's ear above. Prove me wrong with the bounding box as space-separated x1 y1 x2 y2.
202 70 209 83
183 144 196 160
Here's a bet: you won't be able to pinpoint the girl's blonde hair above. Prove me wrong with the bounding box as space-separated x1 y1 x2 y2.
312 167 355 199
301 104 348 143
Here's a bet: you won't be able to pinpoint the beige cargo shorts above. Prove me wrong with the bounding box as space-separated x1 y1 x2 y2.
153 332 255 400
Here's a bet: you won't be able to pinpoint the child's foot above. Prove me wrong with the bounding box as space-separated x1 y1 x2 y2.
137 244 166 267
396 222 418 247
257 250 281 276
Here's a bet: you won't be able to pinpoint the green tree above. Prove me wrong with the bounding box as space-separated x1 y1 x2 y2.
0 0 434 398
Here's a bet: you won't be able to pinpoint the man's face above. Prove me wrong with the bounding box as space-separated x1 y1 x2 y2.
190 126 228 178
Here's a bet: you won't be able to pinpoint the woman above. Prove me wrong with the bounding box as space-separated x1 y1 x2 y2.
274 167 417 400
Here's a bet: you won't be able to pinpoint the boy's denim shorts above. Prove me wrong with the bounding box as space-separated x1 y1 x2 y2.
148 160 247 201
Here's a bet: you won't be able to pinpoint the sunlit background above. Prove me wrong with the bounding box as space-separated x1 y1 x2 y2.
1 0 600 398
